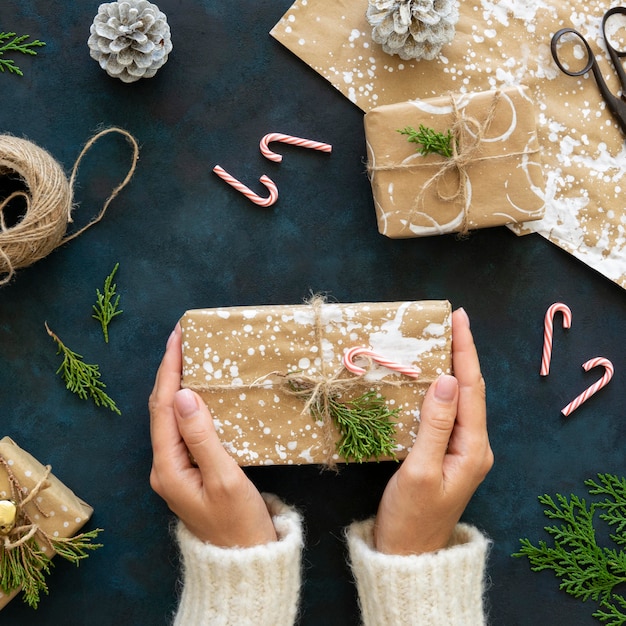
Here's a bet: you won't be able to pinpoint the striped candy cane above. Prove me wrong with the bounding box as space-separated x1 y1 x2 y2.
260 133 332 163
540 302 572 376
561 357 614 417
343 346 422 379
213 165 278 207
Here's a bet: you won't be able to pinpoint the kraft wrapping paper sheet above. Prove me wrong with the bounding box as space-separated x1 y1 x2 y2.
271 0 626 289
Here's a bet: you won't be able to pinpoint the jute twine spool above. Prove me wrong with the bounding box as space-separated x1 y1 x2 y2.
0 127 139 286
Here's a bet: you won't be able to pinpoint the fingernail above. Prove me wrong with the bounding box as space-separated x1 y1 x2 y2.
434 375 458 402
456 307 470 328
175 389 199 419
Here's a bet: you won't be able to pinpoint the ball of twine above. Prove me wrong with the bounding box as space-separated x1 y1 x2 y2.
0 128 139 286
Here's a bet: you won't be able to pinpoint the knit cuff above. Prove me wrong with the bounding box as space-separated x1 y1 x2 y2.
173 493 303 626
346 518 490 626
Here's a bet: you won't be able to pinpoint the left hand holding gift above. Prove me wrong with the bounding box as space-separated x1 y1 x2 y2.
149 323 277 547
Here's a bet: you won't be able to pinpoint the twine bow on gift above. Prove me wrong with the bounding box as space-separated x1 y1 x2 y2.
0 461 51 549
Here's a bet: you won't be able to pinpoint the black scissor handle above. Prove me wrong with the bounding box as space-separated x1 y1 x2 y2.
602 7 626 93
551 28 595 76
602 7 626 56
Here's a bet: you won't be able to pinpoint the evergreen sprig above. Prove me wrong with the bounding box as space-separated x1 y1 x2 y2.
324 390 399 463
92 263 122 343
513 474 626 624
0 32 45 76
45 323 121 415
0 528 103 609
398 124 456 157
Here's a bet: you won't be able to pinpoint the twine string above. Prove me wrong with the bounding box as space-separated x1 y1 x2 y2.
0 458 52 551
0 127 139 286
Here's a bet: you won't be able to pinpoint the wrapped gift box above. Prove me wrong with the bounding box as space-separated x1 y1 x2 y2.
364 85 546 238
0 437 94 609
180 299 451 466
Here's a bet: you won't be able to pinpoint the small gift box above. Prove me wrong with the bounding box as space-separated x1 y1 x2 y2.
0 437 100 610
180 298 451 466
364 85 546 238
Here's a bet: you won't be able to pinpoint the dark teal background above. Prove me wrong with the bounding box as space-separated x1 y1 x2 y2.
1 1 625 624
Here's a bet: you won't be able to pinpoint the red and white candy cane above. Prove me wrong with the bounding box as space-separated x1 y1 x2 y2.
343 346 421 379
213 165 278 207
260 133 332 163
540 302 572 376
561 357 614 417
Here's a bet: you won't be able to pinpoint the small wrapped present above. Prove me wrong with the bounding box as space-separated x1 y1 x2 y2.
0 437 101 610
364 85 546 238
180 298 451 466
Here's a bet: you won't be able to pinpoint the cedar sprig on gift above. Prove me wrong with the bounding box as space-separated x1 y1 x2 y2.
1 527 103 609
288 374 399 463
513 474 626 624
324 390 399 463
398 124 456 158
92 262 122 343
0 32 45 76
45 323 121 415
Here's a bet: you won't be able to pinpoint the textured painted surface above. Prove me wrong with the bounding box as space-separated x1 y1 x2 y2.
0 1 624 624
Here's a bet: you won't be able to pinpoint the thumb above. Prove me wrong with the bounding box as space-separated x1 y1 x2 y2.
174 388 230 471
407 374 459 468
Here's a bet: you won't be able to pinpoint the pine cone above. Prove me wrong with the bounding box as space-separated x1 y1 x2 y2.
366 0 459 61
88 0 173 83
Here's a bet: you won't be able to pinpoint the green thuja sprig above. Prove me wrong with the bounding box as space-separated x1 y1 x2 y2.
398 124 456 158
92 263 122 343
0 528 103 609
1 538 50 609
513 474 626 624
323 390 399 463
45 323 121 415
0 32 45 76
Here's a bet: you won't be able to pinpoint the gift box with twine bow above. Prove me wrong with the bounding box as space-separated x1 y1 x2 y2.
180 298 452 467
364 85 546 238
0 436 100 610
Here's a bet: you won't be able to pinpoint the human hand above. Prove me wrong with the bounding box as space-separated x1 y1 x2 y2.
373 308 493 555
149 323 277 547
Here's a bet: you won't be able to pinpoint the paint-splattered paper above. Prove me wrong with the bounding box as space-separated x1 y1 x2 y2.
271 0 626 288
365 85 546 237
180 300 451 466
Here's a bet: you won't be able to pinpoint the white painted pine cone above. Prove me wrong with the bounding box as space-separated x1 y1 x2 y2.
366 0 458 61
88 0 173 83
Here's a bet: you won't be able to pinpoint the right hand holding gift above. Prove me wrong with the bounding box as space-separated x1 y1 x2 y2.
373 307 494 555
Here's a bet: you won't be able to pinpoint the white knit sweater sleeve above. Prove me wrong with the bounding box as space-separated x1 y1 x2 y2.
346 519 490 626
173 493 303 626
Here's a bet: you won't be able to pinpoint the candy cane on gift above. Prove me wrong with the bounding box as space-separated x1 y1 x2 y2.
259 133 332 163
343 346 422 379
213 165 278 207
561 357 614 417
540 302 573 376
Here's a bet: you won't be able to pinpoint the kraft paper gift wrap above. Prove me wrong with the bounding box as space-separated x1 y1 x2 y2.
364 85 546 237
271 0 626 287
0 436 94 609
180 299 452 466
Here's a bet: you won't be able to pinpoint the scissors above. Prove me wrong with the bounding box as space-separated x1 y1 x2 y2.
551 6 626 136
